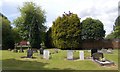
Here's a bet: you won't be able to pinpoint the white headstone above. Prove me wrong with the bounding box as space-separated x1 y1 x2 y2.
67 50 73 60
79 51 84 60
43 50 50 60
101 49 107 53
107 49 113 53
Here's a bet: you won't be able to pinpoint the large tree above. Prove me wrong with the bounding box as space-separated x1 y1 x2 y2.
106 16 120 39
113 16 120 38
51 12 81 49
81 17 105 56
1 13 15 49
45 27 53 48
14 2 46 48
106 32 115 39
81 18 105 40
12 28 22 43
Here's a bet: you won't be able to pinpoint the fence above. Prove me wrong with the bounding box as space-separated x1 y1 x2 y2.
81 39 120 49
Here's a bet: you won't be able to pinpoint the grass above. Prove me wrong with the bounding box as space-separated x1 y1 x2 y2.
0 49 119 70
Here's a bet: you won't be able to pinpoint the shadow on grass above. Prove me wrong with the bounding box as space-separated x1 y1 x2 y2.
2 58 49 70
1 59 119 72
2 58 74 72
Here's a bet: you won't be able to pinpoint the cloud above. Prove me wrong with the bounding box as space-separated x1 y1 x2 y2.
1 0 119 36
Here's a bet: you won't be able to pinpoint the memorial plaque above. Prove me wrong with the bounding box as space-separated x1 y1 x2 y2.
79 51 84 60
43 50 50 60
67 50 73 60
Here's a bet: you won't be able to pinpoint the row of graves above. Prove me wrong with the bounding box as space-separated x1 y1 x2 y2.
8 43 115 67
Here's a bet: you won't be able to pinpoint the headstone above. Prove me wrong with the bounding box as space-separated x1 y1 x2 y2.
101 48 107 53
98 50 102 53
33 49 38 53
92 52 104 60
8 49 11 51
43 50 50 60
55 48 58 53
67 50 73 60
40 48 43 55
107 49 113 54
91 49 98 57
13 48 18 52
79 51 84 60
27 49 33 58
19 48 24 53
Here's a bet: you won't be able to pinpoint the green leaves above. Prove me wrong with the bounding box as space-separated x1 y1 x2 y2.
13 2 46 48
81 17 105 40
51 12 81 49
106 16 120 39
1 13 15 49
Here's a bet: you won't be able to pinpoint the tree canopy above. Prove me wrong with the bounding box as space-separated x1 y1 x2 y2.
14 2 46 48
113 16 120 38
45 27 53 48
51 12 81 49
81 18 105 40
1 13 15 49
106 16 120 39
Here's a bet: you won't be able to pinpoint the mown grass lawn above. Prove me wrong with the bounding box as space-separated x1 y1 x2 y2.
0 49 118 70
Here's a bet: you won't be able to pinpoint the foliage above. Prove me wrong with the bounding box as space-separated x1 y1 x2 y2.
106 16 120 39
1 49 118 70
106 32 115 39
12 28 22 43
45 27 53 48
1 13 15 49
51 12 81 49
81 17 105 40
14 2 46 49
113 16 120 38
115 16 120 26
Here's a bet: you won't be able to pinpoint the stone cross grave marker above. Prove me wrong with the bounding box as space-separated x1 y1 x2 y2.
67 50 73 60
79 51 84 60
43 50 50 60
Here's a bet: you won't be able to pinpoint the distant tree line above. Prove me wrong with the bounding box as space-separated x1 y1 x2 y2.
1 13 14 49
45 12 106 49
106 16 120 39
1 2 119 50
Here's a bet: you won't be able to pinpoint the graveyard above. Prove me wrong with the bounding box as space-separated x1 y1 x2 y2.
1 1 120 71
0 48 118 70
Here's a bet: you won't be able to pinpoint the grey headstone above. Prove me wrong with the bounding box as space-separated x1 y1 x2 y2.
101 49 107 53
92 52 104 60
67 50 73 60
19 48 24 53
27 49 33 58
107 49 113 54
55 48 58 53
13 48 18 52
40 48 43 55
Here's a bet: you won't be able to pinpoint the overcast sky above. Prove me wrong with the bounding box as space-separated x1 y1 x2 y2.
0 0 119 36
